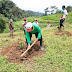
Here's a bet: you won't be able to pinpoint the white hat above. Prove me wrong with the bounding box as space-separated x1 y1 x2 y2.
26 22 33 32
26 22 33 29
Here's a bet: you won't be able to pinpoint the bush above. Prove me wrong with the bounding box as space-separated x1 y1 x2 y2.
0 14 8 33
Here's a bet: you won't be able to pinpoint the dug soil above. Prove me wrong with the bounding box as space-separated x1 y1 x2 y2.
1 40 44 64
54 31 72 37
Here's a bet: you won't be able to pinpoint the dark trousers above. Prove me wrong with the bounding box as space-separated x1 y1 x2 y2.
60 18 65 27
26 33 42 47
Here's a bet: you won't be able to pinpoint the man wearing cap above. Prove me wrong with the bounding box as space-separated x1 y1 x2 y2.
22 18 27 34
25 22 44 50
33 19 39 25
59 5 69 31
8 19 14 37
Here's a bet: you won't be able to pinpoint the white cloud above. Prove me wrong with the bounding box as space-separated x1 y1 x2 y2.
11 0 72 13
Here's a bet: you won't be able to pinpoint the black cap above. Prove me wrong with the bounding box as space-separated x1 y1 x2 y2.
62 5 65 8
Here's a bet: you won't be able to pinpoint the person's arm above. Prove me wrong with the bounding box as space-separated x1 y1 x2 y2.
35 25 41 39
28 44 30 48
28 38 38 49
36 38 39 41
25 30 31 44
65 10 69 21
67 14 69 21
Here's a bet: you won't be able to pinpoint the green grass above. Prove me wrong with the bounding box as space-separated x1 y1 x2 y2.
3 12 72 33
0 13 72 72
0 24 72 72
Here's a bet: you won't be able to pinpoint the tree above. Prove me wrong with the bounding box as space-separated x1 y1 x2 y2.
0 0 30 21
44 7 50 16
50 6 58 14
0 14 8 33
66 6 72 13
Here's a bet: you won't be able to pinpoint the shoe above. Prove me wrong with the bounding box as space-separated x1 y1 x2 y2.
57 26 60 31
63 27 65 30
40 47 44 51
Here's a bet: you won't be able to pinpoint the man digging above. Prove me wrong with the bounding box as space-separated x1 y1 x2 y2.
25 22 44 51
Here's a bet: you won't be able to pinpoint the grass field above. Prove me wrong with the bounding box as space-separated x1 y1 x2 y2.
0 13 72 72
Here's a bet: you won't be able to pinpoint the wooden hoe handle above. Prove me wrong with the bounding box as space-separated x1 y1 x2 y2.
21 40 37 57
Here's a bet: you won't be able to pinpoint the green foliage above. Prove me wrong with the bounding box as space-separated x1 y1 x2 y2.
0 14 8 33
0 0 30 21
38 14 60 28
2 12 72 33
19 41 25 47
26 10 43 17
0 18 72 72
0 55 27 72
66 6 72 13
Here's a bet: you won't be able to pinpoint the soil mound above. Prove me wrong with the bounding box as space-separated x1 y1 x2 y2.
1 40 44 64
54 31 72 36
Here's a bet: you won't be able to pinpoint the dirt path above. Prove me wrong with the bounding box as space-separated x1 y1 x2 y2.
54 31 72 36
1 40 44 64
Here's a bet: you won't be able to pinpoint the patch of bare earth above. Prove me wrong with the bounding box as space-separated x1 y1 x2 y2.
1 40 44 64
54 31 72 37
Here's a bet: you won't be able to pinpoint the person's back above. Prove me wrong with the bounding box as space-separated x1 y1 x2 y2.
25 22 44 50
9 21 14 30
8 19 14 37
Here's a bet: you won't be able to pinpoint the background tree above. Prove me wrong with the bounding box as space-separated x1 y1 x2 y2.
0 14 8 33
50 6 58 14
0 0 29 21
44 7 50 16
66 6 72 13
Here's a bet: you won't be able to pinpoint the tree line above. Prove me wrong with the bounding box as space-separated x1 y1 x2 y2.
0 0 42 33
44 5 72 16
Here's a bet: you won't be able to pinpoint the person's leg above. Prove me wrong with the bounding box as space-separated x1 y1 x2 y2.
63 19 65 30
10 30 12 36
60 19 64 31
35 33 44 50
9 30 11 37
40 35 42 47
26 39 28 46
12 29 14 37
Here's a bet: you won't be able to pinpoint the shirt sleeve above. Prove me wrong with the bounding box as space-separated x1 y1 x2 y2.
25 29 31 44
35 25 41 39
65 10 68 15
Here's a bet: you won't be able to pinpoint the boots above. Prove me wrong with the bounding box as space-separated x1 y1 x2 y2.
40 46 44 51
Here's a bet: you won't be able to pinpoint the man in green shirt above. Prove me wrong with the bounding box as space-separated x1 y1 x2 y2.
25 22 44 50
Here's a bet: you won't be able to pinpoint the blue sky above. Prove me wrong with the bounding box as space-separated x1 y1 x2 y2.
11 0 72 13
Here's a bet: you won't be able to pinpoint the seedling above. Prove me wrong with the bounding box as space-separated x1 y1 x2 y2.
19 41 25 47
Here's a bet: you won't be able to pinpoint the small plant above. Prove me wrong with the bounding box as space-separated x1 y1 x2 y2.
19 41 25 47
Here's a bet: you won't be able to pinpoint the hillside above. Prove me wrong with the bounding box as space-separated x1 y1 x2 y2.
26 10 44 17
3 12 72 33
0 0 29 21
0 12 72 72
0 0 44 33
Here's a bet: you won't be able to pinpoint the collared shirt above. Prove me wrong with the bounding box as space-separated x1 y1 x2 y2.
25 23 41 44
61 9 68 18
